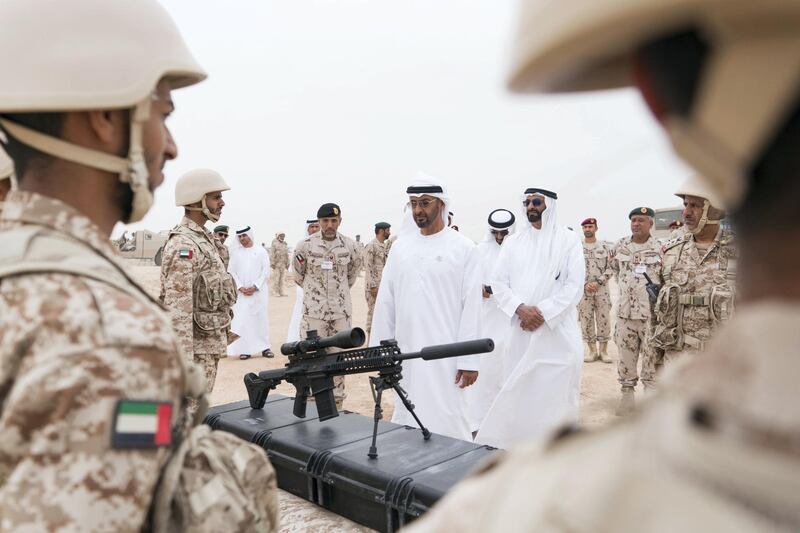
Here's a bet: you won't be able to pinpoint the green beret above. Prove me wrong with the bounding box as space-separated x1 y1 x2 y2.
213 225 229 234
629 207 654 219
317 203 341 218
375 222 391 230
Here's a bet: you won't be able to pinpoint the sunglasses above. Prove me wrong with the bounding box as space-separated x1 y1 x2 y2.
408 199 438 209
523 198 544 207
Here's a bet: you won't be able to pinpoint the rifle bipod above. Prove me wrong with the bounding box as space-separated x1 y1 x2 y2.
367 369 431 459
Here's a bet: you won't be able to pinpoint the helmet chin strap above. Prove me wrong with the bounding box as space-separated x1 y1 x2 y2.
690 199 721 235
185 196 220 222
0 96 155 223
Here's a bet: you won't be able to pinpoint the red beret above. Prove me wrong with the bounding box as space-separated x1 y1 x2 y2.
580 218 597 226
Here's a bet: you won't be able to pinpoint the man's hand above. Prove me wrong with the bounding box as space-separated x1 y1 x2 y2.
516 304 544 332
370 287 378 298
584 281 599 293
482 287 491 299
239 286 257 296
455 370 478 388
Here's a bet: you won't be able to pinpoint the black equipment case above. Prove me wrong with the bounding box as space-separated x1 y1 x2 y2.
205 396 497 532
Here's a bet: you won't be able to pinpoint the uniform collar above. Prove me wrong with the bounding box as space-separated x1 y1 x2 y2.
0 190 122 262
181 215 212 237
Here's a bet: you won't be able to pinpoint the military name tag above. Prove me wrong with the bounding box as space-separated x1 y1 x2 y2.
635 264 646 274
321 260 333 270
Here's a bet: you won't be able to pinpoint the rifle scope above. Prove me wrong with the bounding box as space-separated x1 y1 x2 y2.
281 327 367 356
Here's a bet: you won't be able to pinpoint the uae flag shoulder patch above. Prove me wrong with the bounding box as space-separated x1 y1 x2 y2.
111 400 173 449
179 248 193 259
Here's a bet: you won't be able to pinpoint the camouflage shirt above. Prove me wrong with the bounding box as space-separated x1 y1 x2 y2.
0 191 193 530
269 238 289 269
160 216 235 359
215 236 230 269
653 228 737 350
364 237 390 291
293 232 361 320
611 235 663 320
582 240 614 296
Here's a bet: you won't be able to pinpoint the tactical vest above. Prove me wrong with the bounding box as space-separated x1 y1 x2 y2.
653 231 737 352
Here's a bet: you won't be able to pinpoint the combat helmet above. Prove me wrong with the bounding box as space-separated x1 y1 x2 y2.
675 175 725 235
507 0 800 210
175 168 230 222
0 0 206 222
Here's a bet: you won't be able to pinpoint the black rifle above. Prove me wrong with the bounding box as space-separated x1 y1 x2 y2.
244 327 494 458
643 272 661 305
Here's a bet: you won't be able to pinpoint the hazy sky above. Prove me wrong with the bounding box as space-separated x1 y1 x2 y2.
117 0 693 245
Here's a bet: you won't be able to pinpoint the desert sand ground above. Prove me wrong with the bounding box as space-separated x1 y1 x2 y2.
131 265 622 427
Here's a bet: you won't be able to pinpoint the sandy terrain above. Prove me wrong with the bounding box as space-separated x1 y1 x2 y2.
130 265 622 428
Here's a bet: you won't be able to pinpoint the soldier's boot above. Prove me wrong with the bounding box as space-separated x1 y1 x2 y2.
599 342 612 363
583 342 599 363
615 386 635 417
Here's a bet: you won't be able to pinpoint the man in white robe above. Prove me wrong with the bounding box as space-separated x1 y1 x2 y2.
287 218 320 343
370 173 483 441
228 226 273 359
466 208 516 434
477 188 585 449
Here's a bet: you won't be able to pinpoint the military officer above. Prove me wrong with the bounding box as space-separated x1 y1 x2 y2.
0 1 277 529
610 207 663 415
364 221 392 336
160 169 237 393
653 176 737 364
293 202 362 408
213 224 230 268
578 217 614 363
0 147 15 213
269 231 290 296
408 1 800 531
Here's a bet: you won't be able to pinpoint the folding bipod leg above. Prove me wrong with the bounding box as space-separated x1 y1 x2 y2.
391 382 431 440
367 376 386 459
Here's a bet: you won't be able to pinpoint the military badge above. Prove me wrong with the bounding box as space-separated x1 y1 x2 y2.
111 400 173 448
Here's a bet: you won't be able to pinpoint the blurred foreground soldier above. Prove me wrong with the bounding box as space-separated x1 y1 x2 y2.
476 189 584 448
0 1 276 529
229 226 274 359
466 208 516 433
408 1 800 531
269 231 289 296
287 218 320 343
363 221 392 336
611 208 663 414
371 174 481 440
0 146 16 213
294 203 361 408
161 169 236 393
652 177 736 364
213 224 230 267
578 217 614 363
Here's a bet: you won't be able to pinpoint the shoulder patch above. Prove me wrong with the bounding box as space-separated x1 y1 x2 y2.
179 249 193 259
111 400 173 448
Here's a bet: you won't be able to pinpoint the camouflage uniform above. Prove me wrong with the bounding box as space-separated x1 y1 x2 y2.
652 228 737 362
611 235 663 388
270 237 289 296
405 302 800 533
0 191 278 530
160 216 236 393
578 240 613 343
363 237 391 334
215 235 230 269
293 232 361 406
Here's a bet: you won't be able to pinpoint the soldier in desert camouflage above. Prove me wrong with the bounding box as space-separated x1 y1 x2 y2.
653 176 737 364
363 221 391 336
269 231 289 296
0 1 277 529
293 202 361 408
213 224 231 268
610 207 663 415
160 168 237 393
578 217 614 363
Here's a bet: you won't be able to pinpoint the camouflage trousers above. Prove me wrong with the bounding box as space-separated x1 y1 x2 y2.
271 267 287 296
614 317 662 389
578 291 611 342
300 316 349 405
194 352 219 393
365 290 377 336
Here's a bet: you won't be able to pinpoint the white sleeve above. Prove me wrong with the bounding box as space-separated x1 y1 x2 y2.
369 249 397 346
455 245 483 371
254 251 270 290
537 236 585 330
489 241 524 319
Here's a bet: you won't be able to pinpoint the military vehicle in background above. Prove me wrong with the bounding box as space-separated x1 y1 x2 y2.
114 229 169 265
653 206 683 240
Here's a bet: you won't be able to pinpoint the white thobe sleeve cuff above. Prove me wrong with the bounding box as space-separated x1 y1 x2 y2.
456 354 479 372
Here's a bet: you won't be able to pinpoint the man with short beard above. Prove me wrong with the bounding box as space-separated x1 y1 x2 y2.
370 174 482 441
578 217 614 363
213 224 230 268
652 176 737 365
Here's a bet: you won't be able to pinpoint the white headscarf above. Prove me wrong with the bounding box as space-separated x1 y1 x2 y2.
304 218 318 235
230 225 255 252
483 208 516 243
398 171 452 239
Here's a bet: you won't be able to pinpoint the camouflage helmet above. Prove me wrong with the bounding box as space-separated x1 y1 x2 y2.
0 0 206 223
175 168 230 222
675 175 724 235
508 0 800 210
